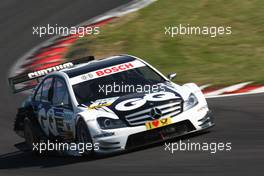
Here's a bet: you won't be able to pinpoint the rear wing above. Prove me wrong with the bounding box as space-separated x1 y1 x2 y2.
8 56 95 93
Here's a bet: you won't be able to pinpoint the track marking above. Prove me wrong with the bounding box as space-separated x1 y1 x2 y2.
199 84 212 90
204 82 253 97
8 0 264 99
249 86 264 93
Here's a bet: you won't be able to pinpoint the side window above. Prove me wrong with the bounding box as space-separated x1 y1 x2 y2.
41 77 53 102
34 84 43 101
52 78 71 107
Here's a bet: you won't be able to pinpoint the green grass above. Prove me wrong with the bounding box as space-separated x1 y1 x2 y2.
66 0 264 86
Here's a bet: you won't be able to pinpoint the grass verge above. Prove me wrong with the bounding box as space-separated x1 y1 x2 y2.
66 0 264 86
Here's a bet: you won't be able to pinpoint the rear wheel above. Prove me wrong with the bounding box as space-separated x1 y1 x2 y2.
24 118 38 151
76 118 94 156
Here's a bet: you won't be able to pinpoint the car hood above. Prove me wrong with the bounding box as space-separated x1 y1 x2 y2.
87 83 188 126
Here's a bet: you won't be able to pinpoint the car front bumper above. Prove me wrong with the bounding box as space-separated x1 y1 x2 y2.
91 104 214 154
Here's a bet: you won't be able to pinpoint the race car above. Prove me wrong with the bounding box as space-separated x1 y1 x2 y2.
9 55 214 156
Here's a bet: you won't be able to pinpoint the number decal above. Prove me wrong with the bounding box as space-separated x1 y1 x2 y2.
144 92 176 102
47 108 59 136
38 107 59 136
115 98 146 111
115 92 177 111
38 108 49 136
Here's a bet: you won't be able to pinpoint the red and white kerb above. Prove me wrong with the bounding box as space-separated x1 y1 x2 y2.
70 60 146 85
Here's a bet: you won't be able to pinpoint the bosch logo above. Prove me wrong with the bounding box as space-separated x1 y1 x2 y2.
95 62 134 77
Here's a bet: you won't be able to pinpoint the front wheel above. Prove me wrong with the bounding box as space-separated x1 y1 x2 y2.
76 118 94 157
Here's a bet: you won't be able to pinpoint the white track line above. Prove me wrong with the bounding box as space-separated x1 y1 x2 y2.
249 86 264 93
81 0 157 23
206 90 264 99
204 82 253 97
199 84 212 90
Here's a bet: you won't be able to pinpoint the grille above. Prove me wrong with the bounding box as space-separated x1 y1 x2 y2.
125 100 183 126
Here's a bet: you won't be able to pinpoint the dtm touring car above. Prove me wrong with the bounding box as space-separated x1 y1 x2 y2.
9 55 214 156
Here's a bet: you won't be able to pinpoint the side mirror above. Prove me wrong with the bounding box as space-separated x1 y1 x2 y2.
167 73 177 80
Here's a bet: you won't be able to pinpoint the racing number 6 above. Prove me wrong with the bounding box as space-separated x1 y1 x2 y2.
38 108 59 136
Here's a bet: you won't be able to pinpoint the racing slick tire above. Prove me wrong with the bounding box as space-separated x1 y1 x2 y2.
24 117 47 156
76 118 94 157
24 118 39 151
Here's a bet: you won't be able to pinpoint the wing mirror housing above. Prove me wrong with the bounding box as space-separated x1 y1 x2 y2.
167 73 177 81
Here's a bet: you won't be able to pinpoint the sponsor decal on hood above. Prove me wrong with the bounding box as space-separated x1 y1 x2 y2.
87 85 183 124
88 97 119 110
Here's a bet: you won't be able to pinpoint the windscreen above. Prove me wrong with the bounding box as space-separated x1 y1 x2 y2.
72 64 166 104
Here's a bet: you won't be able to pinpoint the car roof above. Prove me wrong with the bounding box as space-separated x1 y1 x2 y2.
63 55 137 78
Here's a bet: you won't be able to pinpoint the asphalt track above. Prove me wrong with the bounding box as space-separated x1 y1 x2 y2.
0 1 263 176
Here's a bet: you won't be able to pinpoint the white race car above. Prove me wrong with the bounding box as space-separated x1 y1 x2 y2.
9 55 214 156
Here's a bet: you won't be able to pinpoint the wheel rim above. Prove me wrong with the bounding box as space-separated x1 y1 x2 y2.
79 123 90 143
77 120 93 155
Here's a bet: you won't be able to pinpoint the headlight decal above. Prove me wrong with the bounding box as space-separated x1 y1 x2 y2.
184 93 198 111
97 117 127 129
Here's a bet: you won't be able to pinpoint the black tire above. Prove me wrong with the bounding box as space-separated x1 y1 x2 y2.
24 118 39 151
24 118 49 156
76 118 94 157
14 108 30 137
